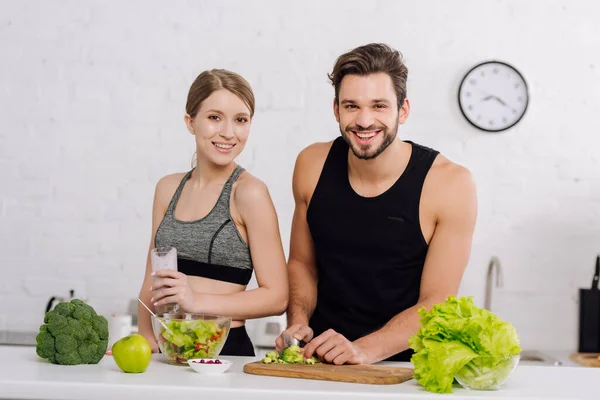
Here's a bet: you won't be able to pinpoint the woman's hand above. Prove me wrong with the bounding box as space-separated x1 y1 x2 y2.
150 270 200 313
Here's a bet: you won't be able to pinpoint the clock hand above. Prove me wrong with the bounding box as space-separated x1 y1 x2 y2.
492 96 518 113
493 96 507 106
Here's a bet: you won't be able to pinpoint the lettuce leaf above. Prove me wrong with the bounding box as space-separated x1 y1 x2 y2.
409 296 521 393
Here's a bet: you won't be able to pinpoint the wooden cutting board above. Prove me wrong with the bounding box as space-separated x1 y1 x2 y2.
570 353 600 367
243 361 414 385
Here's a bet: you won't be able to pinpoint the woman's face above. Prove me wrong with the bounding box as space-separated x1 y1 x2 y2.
185 89 252 167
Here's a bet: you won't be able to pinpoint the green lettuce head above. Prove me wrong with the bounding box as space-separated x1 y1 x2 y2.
409 296 521 394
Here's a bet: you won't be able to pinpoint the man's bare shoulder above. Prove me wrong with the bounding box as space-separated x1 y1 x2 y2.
293 141 335 201
296 141 334 167
427 154 477 215
430 155 474 188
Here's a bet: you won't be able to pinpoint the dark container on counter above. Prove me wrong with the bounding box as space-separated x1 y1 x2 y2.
578 255 600 353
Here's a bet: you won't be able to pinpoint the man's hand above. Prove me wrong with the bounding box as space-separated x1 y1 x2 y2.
303 329 368 365
275 324 314 352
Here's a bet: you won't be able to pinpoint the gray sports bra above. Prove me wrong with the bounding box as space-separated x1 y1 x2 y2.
154 166 253 285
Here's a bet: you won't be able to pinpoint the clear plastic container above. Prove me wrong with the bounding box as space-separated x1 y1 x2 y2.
150 246 179 314
455 355 520 390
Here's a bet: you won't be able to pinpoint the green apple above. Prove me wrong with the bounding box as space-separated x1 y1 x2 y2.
112 334 152 373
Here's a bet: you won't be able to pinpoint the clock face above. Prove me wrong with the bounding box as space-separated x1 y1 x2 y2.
458 61 529 132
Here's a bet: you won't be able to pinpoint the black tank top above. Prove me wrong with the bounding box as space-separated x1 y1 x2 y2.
306 136 439 361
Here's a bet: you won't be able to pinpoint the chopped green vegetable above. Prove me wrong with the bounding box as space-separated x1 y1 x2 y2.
261 345 319 365
36 299 108 365
262 351 279 364
304 357 317 365
281 345 305 363
409 296 521 394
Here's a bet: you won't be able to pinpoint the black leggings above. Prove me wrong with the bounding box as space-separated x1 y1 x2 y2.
220 325 255 357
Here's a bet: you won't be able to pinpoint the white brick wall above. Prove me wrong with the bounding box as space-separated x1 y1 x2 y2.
1 0 599 351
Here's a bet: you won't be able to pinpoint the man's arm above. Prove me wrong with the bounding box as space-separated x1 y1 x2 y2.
275 144 328 351
354 163 478 364
286 199 318 327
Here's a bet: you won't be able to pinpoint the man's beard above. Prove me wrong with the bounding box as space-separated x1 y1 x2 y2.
340 120 399 160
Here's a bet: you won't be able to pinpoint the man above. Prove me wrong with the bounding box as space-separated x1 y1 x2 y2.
275 43 478 365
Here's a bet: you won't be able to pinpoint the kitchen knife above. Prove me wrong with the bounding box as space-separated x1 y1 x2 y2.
282 332 302 349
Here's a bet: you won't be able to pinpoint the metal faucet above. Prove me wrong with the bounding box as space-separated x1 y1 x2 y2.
484 256 503 311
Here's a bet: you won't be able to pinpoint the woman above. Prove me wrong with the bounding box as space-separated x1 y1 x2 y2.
137 69 288 356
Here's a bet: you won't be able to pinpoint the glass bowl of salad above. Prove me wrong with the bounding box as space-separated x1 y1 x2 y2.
151 313 231 364
455 355 520 390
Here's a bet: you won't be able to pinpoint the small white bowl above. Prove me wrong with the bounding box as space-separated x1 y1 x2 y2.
187 359 232 374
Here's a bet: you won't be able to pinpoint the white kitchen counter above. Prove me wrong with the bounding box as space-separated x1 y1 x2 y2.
1 346 598 400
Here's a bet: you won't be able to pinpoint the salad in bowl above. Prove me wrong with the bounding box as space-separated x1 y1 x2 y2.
152 313 231 364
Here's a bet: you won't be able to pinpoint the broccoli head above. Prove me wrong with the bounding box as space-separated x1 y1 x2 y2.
36 299 108 365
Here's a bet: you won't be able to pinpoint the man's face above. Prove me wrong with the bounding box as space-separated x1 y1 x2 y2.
334 73 409 160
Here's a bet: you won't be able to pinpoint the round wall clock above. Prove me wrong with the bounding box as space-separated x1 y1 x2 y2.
458 61 529 132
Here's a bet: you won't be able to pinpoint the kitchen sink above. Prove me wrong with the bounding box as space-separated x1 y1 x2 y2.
519 350 562 366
